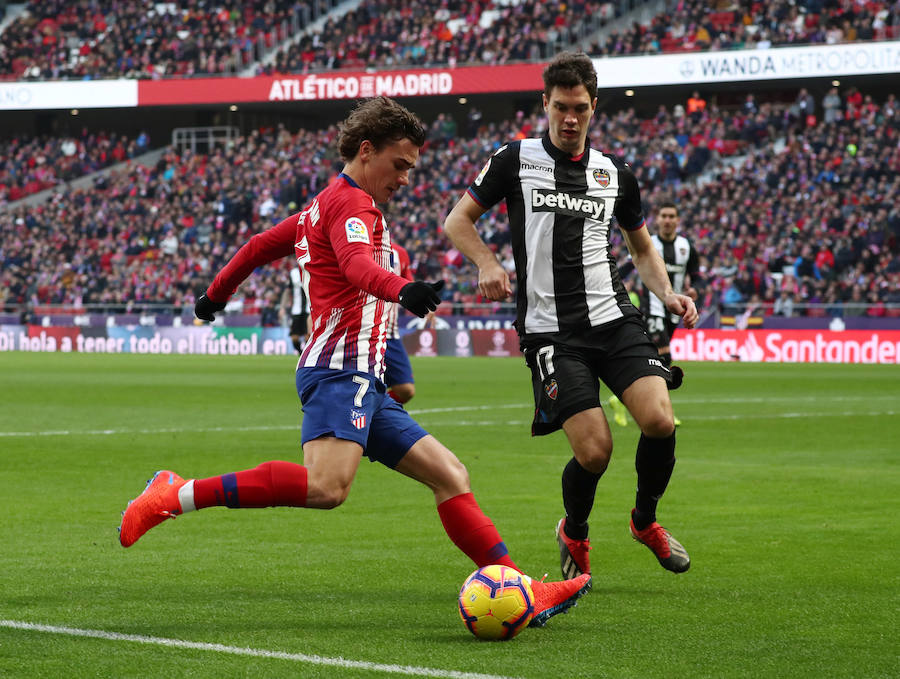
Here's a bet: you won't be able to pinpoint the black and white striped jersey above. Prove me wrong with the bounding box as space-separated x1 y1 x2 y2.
467 133 644 347
646 234 700 323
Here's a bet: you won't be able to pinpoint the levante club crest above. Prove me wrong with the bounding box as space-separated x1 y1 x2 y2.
544 378 559 400
592 168 610 188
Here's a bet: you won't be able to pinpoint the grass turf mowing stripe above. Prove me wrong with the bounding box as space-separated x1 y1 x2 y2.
0 620 520 679
0 408 896 437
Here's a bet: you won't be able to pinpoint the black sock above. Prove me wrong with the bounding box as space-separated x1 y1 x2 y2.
633 432 676 530
561 457 604 540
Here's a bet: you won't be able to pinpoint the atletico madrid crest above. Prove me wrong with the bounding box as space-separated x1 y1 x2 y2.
592 168 610 188
351 410 367 430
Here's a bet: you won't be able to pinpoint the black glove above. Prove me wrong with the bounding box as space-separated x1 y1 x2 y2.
194 293 227 322
398 280 444 318
667 365 684 390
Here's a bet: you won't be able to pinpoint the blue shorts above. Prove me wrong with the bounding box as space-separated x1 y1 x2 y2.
383 337 414 388
296 367 428 468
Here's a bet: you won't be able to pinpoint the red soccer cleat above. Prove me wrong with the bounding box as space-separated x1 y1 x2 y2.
556 518 591 579
629 509 690 573
119 470 186 547
527 572 592 627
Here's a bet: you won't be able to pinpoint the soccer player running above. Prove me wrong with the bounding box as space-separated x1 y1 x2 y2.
118 96 590 627
444 53 698 579
626 201 702 426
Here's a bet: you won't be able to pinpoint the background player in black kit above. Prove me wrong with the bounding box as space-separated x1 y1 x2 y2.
623 201 702 426
444 52 698 578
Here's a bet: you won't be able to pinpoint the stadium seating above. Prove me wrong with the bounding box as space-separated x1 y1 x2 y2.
2 0 898 80
0 130 148 201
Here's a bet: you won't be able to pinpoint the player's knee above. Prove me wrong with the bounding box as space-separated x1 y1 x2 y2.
290 335 303 353
576 439 612 474
316 483 352 509
435 456 470 497
641 413 675 438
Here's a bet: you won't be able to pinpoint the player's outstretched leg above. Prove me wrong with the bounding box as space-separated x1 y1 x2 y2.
629 509 690 573
527 573 592 627
119 470 186 547
556 518 591 579
607 394 628 427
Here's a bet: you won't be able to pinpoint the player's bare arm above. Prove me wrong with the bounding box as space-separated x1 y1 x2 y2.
444 192 513 301
622 226 698 328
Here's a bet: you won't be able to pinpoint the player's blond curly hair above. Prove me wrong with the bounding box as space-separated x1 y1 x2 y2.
337 96 426 161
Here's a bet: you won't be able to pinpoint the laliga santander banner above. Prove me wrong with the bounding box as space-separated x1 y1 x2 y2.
137 63 544 106
671 329 900 364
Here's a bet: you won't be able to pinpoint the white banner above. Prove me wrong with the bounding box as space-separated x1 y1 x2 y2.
0 80 138 110
593 40 900 87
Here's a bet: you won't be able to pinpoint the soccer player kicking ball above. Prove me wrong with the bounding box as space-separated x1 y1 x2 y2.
118 97 590 628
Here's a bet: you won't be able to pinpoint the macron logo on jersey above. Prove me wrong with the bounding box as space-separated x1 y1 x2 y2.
531 189 605 221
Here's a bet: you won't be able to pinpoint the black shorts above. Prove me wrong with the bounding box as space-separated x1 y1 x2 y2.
524 317 672 436
644 313 677 349
290 313 308 336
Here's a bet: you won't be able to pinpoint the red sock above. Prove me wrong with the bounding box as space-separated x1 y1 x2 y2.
193 461 307 509
437 492 519 571
387 389 401 403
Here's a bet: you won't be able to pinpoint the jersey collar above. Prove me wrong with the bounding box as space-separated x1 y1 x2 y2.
541 132 591 167
338 172 360 188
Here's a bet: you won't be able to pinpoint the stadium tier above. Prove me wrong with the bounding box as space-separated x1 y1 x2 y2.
2 0 899 81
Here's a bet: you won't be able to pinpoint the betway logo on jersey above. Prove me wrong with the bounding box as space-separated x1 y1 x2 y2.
531 189 605 220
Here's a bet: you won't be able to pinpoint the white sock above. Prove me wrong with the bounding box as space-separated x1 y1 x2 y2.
177 479 196 513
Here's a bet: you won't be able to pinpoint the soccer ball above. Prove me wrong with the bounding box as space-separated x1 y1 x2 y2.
457 564 534 640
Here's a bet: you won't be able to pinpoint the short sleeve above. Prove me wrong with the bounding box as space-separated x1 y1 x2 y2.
466 142 517 210
612 159 645 231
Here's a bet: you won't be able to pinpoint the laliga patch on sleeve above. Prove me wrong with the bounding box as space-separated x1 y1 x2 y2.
344 216 370 244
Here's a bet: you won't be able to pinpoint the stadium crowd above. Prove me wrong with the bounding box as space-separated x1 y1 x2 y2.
2 0 899 81
265 0 615 73
0 87 898 320
0 129 150 201
590 0 900 57
0 0 310 80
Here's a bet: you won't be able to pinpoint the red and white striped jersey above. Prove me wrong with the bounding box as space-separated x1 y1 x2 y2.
385 243 413 339
207 173 407 381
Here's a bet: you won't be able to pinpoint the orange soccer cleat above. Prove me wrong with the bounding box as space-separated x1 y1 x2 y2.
119 470 186 547
629 509 690 573
556 518 592 579
527 572 592 628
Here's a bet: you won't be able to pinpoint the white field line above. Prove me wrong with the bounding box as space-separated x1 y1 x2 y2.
0 619 519 679
0 398 893 437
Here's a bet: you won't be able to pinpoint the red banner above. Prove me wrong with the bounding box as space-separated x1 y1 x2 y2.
137 64 544 106
671 329 900 364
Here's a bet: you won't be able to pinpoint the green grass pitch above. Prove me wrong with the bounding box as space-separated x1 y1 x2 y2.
0 353 897 678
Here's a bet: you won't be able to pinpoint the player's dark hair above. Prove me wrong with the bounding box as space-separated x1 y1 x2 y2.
658 201 678 214
542 52 598 101
337 97 426 161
